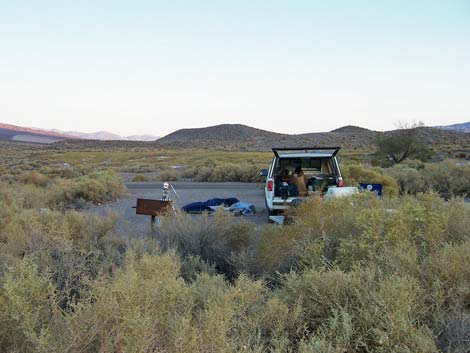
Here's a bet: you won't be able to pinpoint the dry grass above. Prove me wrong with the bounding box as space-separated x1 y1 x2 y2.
1 182 469 352
1 142 469 352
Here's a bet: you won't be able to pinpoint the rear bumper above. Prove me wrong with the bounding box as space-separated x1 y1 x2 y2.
272 197 306 210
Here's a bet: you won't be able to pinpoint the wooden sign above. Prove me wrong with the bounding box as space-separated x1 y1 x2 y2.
136 198 172 216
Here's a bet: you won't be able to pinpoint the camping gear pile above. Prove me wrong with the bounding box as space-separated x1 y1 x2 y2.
182 197 256 216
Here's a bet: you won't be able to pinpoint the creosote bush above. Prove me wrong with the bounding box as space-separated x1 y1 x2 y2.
342 164 400 196
18 171 50 187
343 160 470 198
156 167 181 181
0 170 127 210
386 160 470 197
131 173 149 182
1 176 469 351
181 162 263 182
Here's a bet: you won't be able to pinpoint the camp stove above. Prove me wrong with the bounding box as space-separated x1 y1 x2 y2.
161 182 179 201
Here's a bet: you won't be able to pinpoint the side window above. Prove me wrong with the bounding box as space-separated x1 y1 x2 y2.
320 159 336 174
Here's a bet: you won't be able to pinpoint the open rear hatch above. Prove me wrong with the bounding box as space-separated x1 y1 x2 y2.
273 147 341 159
271 147 343 209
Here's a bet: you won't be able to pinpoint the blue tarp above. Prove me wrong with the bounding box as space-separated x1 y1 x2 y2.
182 198 240 213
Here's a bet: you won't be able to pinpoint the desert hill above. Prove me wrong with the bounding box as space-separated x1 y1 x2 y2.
156 123 470 151
158 124 286 143
157 123 379 150
330 125 373 134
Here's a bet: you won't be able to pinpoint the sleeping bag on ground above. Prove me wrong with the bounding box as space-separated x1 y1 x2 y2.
182 198 240 213
228 202 256 215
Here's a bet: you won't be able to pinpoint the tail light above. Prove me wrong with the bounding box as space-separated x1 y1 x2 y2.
267 180 274 192
338 177 344 187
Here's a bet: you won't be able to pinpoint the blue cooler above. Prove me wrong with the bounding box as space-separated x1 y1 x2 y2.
359 183 383 197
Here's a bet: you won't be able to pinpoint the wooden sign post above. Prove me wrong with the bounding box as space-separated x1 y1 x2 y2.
135 198 173 227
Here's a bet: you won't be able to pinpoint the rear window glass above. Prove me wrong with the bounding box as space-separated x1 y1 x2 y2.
274 148 339 158
278 158 322 171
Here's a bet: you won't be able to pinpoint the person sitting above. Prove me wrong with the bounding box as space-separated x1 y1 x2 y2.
280 168 290 182
275 168 298 198
290 166 308 196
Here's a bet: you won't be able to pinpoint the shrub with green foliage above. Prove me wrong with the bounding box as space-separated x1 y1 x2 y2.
386 160 470 197
49 170 128 207
157 211 256 278
1 175 469 352
131 173 149 182
342 164 400 196
156 168 181 181
373 126 434 166
0 170 127 209
342 160 470 198
18 171 50 187
281 268 437 353
181 162 263 182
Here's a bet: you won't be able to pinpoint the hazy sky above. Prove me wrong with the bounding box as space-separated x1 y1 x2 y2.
1 0 469 136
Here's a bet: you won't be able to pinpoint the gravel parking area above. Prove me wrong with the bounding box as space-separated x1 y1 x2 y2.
88 182 267 236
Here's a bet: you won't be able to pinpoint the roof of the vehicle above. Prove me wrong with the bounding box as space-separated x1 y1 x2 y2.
272 147 341 158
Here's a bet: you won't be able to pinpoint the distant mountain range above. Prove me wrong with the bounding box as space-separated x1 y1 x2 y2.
0 123 76 144
0 123 159 143
436 121 470 133
54 130 159 141
1 121 469 150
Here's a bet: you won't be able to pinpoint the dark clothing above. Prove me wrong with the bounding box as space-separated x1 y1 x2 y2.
278 183 298 199
182 198 239 213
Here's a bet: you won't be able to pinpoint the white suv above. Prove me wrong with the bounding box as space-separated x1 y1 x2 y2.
260 147 345 215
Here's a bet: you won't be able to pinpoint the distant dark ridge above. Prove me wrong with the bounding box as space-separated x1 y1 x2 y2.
157 124 287 142
154 123 470 151
330 125 372 133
